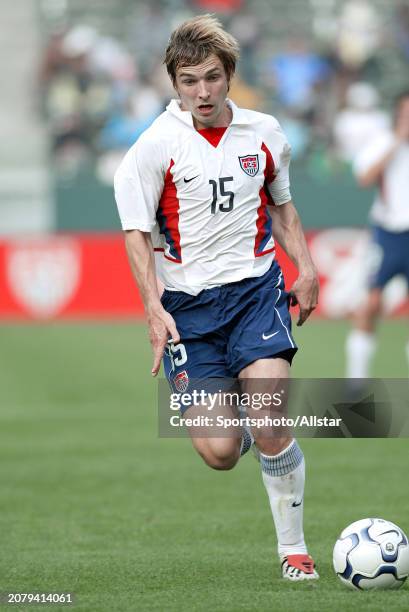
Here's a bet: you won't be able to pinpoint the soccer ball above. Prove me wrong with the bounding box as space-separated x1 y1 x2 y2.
333 518 409 590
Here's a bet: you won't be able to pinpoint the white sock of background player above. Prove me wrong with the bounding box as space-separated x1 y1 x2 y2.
259 440 307 559
345 329 376 379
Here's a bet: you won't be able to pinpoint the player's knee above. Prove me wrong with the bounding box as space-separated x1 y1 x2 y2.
204 455 238 470
356 292 382 330
200 445 240 470
366 291 382 316
369 301 382 319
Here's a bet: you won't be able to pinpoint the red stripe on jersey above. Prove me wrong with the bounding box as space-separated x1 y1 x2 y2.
255 246 275 258
158 159 182 263
197 127 227 148
254 142 276 256
262 141 276 184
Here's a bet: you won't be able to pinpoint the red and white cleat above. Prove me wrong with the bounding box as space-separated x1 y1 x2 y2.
281 554 319 581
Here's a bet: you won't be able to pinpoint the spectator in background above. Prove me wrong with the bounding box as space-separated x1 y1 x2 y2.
394 2 409 61
268 38 332 117
228 73 263 111
333 82 390 163
229 10 261 85
38 1 406 184
39 23 149 173
97 74 165 184
41 25 99 158
336 0 381 71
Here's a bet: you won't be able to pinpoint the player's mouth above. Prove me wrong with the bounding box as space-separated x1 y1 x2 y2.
197 104 214 115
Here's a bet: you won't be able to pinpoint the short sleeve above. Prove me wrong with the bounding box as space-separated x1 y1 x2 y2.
263 120 292 206
114 133 165 231
353 131 396 178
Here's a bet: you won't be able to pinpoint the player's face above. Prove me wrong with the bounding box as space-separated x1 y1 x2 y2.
174 54 231 129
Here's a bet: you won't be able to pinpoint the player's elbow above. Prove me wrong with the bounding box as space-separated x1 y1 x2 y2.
124 229 152 262
125 228 149 245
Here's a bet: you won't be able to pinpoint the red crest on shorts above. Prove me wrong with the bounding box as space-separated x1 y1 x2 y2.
239 154 259 177
173 370 189 392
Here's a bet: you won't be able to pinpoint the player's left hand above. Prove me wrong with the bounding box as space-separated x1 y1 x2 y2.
289 272 319 326
148 307 180 377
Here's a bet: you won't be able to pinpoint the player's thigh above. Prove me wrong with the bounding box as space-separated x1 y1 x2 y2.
163 335 230 391
401 232 409 287
369 227 404 290
163 336 240 467
227 265 297 376
239 356 290 379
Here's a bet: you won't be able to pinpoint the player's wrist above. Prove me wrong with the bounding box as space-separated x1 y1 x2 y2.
297 265 318 281
145 300 165 320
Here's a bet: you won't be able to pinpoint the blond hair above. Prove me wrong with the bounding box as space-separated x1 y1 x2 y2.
164 14 239 84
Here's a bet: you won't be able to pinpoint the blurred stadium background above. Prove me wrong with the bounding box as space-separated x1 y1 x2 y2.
1 0 409 322
0 1 408 610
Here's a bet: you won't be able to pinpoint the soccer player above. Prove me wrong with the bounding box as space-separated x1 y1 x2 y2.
114 15 319 581
346 90 409 378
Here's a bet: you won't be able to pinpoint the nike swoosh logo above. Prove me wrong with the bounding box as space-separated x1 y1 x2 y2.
184 175 199 183
262 331 279 340
292 499 303 507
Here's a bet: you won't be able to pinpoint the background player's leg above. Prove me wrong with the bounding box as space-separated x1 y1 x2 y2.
406 340 409 375
404 262 409 374
239 358 317 579
345 288 382 378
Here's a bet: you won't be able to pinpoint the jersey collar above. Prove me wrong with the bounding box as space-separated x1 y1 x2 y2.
166 98 251 128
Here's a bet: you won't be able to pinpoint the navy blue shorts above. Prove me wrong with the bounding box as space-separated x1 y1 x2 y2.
369 226 409 289
161 261 297 395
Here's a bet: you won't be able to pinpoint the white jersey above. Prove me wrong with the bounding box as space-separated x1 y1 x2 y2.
114 99 292 295
353 130 409 232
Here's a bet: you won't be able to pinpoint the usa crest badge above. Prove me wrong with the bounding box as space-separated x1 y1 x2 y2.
173 370 189 392
239 154 259 177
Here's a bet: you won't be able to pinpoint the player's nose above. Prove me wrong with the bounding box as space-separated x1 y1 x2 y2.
198 80 210 99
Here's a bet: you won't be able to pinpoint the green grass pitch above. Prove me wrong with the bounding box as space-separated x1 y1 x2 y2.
0 320 408 611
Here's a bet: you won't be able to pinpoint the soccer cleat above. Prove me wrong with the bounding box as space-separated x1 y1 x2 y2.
281 554 319 581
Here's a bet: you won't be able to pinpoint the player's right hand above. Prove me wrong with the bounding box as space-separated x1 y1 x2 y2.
148 308 180 377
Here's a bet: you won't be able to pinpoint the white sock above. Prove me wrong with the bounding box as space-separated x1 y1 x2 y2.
345 329 376 378
260 440 307 560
